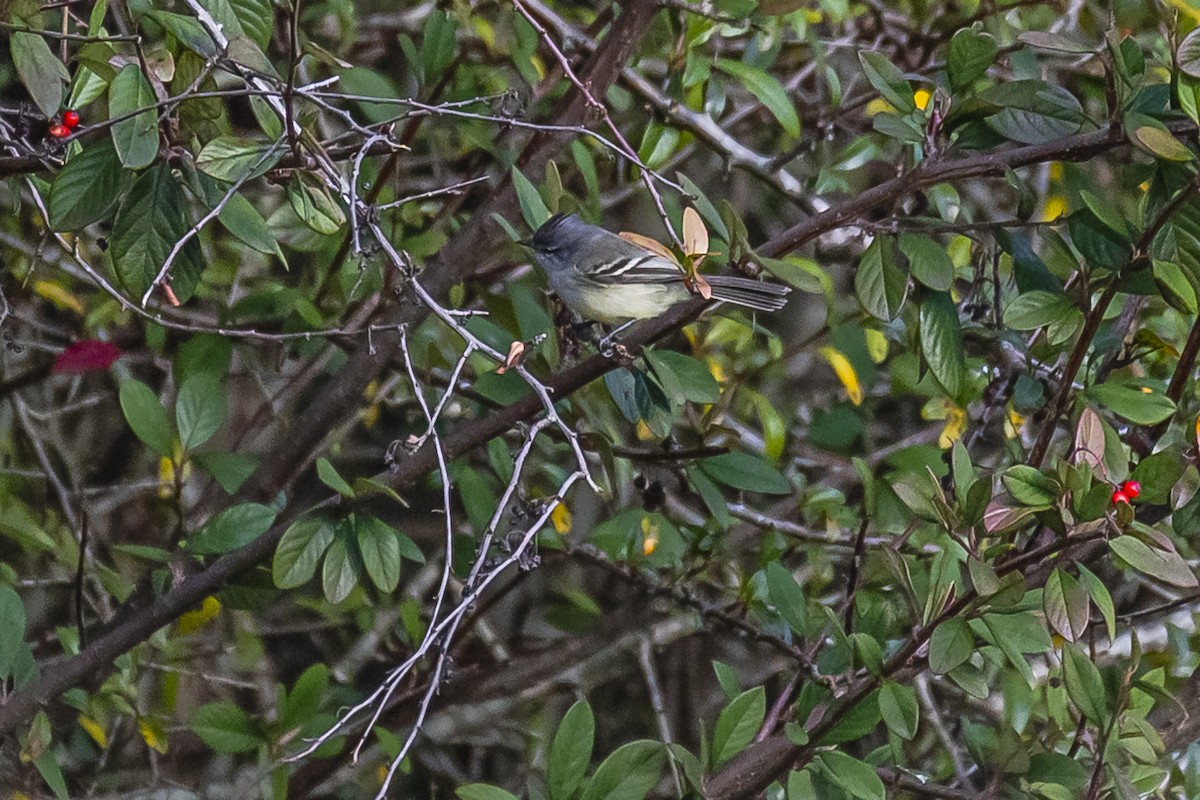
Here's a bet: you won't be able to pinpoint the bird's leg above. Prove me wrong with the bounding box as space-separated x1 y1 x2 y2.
597 319 636 357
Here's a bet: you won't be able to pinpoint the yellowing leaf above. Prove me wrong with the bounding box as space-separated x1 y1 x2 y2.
78 714 108 749
707 357 727 384
32 280 84 315
551 501 572 535
913 89 932 110
641 516 659 556
865 329 888 363
636 419 655 440
361 402 380 428
1005 407 1026 438
939 402 966 449
1165 0 1200 20
139 717 168 754
159 457 176 498
682 207 709 259
865 97 894 116
177 596 221 634
819 346 863 405
1041 195 1068 222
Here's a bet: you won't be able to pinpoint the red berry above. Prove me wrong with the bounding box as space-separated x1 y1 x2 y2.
47 123 70 139
1121 480 1141 499
1111 489 1130 506
63 110 80 128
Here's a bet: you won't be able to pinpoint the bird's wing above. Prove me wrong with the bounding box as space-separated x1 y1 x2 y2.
577 228 686 285
576 252 687 286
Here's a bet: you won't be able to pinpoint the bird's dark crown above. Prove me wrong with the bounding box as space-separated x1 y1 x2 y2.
530 212 583 253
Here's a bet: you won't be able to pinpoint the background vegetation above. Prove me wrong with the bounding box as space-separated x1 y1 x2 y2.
3 0 1200 798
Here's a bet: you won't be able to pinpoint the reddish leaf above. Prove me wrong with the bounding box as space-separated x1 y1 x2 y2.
52 340 122 374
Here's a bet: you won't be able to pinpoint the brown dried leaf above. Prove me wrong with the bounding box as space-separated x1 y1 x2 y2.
619 231 678 263
1073 407 1105 470
496 340 526 375
682 207 708 259
687 272 713 300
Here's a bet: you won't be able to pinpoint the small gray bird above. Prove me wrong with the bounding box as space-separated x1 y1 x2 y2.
528 213 790 324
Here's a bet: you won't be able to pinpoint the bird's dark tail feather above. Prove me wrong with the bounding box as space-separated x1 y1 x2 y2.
706 275 791 312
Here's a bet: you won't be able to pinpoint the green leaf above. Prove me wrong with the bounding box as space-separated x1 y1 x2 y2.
765 562 808 635
511 166 551 229
191 702 263 753
928 617 973 674
1069 208 1130 270
1043 568 1090 642
1086 382 1176 425
0 585 30 681
422 10 459 83
947 29 997 93
142 10 218 57
714 59 801 137
109 64 159 168
176 375 225 450
982 81 1085 145
1152 260 1198 314
456 787 520 800
858 51 916 113
188 503 276 555
1128 448 1184 504
698 452 791 495
49 139 127 231
228 0 273 49
286 173 345 234
1001 465 1059 507
196 136 281 182
1061 643 1108 725
316 458 354 498
548 700 595 800
1080 190 1133 241
919 291 965 397
1019 31 1094 54
1003 291 1078 330
194 451 256 494
1109 536 1198 588
1133 126 1193 162
816 751 886 800
119 379 174 458
878 680 919 740
322 533 359 604
855 237 908 321
1077 564 1115 643
272 518 336 589
110 163 205 303
711 686 765 768
900 234 954 291
218 191 282 258
579 740 665 800
33 749 68 800
643 349 720 405
1182 27 1200 78
11 31 69 117
355 516 402 593
280 663 329 731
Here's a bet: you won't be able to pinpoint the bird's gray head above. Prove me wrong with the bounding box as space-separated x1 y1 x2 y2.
529 213 597 275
